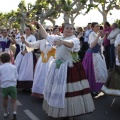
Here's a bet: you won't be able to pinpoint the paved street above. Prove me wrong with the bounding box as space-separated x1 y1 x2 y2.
0 89 120 120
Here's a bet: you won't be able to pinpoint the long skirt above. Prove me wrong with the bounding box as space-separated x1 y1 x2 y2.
43 61 95 118
102 65 120 96
16 52 37 88
32 56 54 97
82 52 108 92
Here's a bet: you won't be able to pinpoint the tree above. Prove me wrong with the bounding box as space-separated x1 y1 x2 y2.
32 0 61 24
91 0 120 24
115 19 120 28
57 0 89 25
0 13 6 28
7 0 28 30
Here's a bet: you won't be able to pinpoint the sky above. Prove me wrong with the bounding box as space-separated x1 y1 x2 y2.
0 0 120 27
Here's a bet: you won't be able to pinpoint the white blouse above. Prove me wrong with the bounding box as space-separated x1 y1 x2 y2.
0 63 18 88
16 34 36 52
46 35 80 52
88 31 103 48
115 33 120 66
28 39 53 57
46 35 80 67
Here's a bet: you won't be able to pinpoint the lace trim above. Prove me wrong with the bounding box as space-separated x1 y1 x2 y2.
92 53 106 83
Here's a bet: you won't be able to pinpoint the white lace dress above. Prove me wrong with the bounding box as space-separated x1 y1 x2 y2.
27 39 55 97
15 34 36 88
82 32 108 92
42 35 95 118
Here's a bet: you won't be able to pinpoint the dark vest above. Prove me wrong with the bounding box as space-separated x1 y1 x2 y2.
87 43 100 53
0 38 11 52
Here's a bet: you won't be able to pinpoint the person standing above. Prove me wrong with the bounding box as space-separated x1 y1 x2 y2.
102 22 112 69
76 27 84 61
0 29 14 64
82 22 108 95
0 53 18 120
83 23 92 51
21 38 56 98
102 33 120 95
14 29 24 58
32 21 95 119
15 25 37 89
107 23 120 71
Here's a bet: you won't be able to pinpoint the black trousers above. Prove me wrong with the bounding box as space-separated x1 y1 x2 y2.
103 45 110 69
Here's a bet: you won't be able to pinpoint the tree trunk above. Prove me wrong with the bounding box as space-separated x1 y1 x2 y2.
20 7 25 31
102 12 108 24
20 18 25 32
70 15 75 27
70 18 75 27
64 11 70 23
40 18 45 25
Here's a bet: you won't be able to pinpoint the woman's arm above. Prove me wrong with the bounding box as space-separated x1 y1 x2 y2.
7 36 16 44
90 31 102 48
54 40 74 48
90 35 100 48
33 21 48 39
21 36 40 49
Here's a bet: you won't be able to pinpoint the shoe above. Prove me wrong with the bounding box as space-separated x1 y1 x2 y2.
4 112 9 117
12 114 17 120
91 91 98 97
94 92 105 98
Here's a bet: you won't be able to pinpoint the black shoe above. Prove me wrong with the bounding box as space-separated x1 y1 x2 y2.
91 91 98 97
12 114 17 120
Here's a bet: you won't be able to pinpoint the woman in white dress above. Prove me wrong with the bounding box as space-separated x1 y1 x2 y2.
15 25 37 89
0 29 14 64
82 22 108 94
21 38 56 98
27 22 95 119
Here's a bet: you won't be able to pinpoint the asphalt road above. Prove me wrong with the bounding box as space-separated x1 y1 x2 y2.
0 89 120 120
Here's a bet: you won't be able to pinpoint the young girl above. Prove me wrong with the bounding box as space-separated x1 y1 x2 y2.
0 53 18 120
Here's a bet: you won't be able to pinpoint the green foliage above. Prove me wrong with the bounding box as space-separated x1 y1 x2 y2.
12 22 20 29
115 19 120 29
63 5 72 11
80 0 87 4
18 0 27 11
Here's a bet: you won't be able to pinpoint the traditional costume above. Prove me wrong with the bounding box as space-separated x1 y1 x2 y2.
15 34 37 88
82 31 108 93
43 35 95 118
0 36 14 64
26 39 55 97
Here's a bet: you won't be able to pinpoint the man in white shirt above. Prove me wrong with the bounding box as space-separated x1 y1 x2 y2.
107 23 120 71
84 23 92 52
0 53 18 120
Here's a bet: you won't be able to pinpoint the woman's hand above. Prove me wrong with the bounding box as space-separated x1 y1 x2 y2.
54 40 63 47
98 30 103 37
54 40 73 48
77 32 83 39
31 21 41 29
21 36 25 43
